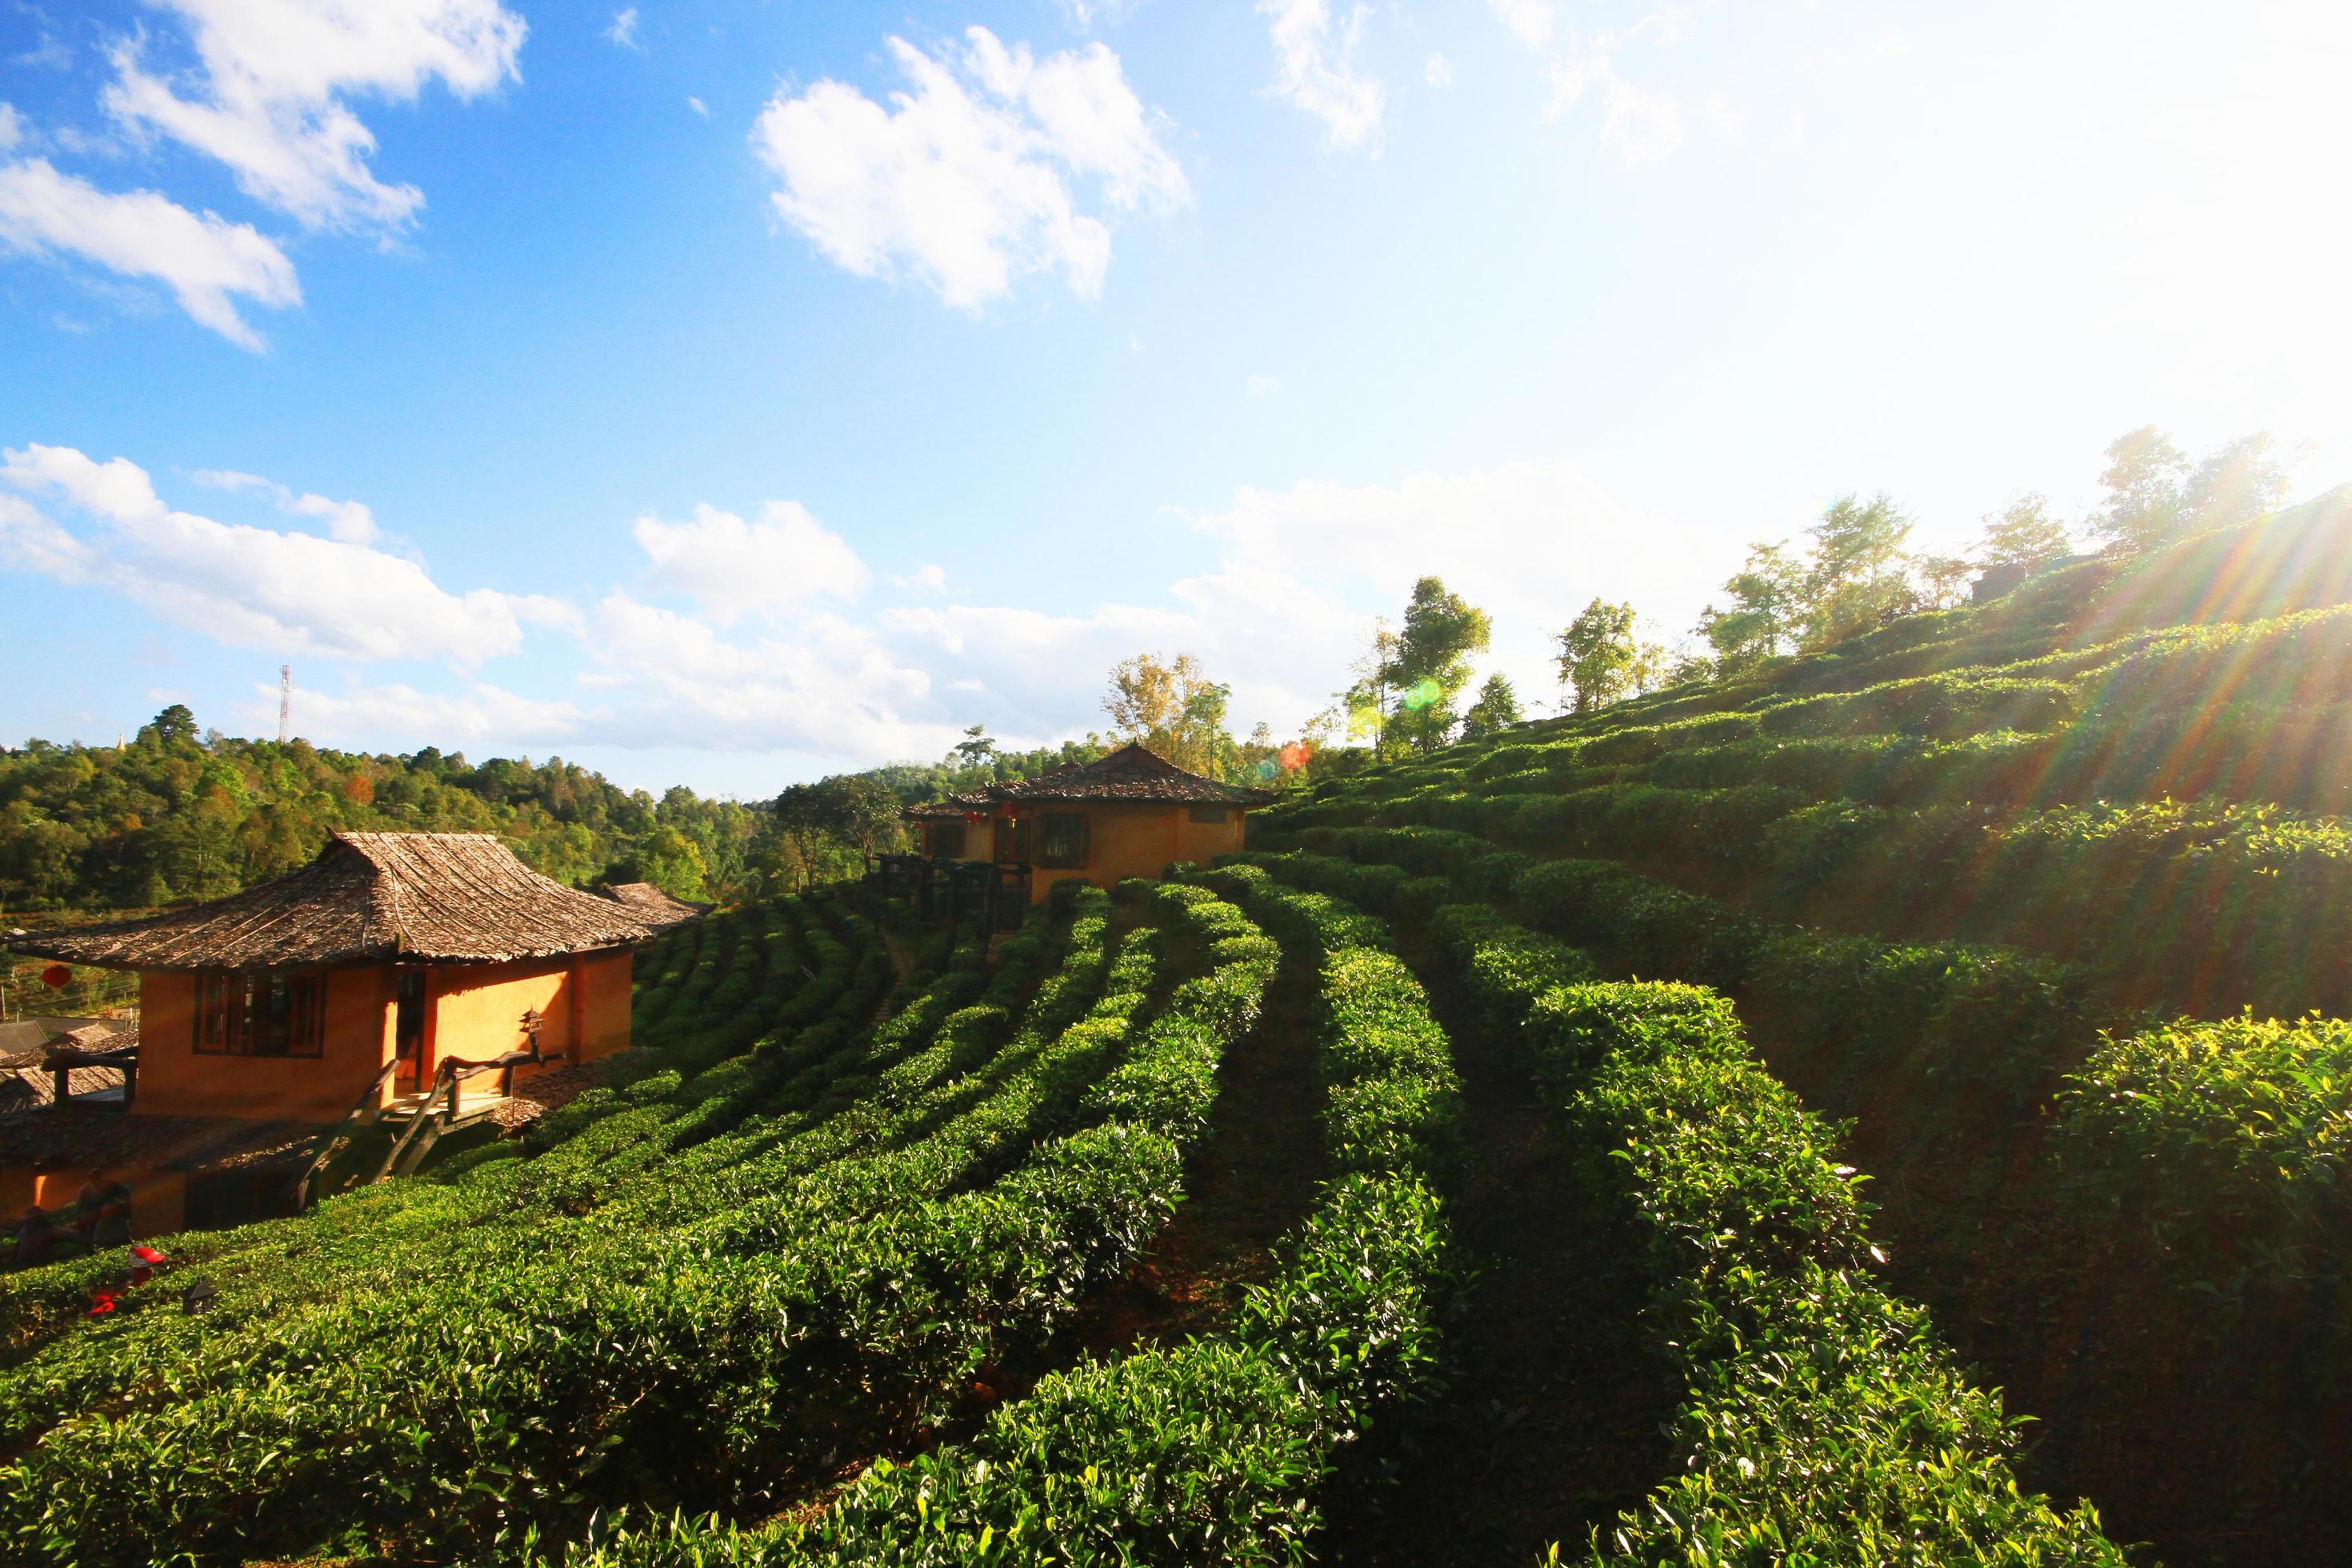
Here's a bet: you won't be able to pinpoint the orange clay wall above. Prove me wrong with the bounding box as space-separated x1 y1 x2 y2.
0 1167 186 1241
576 950 634 1061
423 950 633 1082
132 967 394 1123
1026 803 1250 902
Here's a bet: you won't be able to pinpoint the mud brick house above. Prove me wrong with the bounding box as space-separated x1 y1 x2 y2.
902 742 1276 902
2 832 670 1237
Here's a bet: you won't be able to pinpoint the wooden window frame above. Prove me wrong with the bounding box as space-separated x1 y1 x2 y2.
193 970 327 1058
1036 811 1091 870
929 822 966 858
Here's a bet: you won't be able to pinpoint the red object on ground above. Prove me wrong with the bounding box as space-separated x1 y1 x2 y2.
88 1290 118 1316
40 964 70 989
130 1245 166 1286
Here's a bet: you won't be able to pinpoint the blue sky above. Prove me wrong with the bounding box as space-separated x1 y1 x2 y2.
2 0 2348 797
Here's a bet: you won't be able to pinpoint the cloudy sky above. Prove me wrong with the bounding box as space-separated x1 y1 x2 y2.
2 1 2347 796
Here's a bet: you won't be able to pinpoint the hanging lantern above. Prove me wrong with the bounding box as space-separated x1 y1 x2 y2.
40 964 71 989
962 810 986 826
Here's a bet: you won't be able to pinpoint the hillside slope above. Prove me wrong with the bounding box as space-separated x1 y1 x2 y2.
2 493 2346 1565
1256 485 2352 1566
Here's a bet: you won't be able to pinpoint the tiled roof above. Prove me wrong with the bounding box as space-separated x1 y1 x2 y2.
0 1102 314 1170
8 834 662 972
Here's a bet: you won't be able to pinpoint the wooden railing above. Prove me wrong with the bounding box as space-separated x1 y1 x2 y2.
293 1012 549 1210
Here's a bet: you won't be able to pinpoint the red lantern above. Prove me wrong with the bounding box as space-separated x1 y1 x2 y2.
962 810 986 826
41 964 71 990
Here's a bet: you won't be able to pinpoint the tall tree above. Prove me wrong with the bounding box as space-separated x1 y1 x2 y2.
771 782 834 892
2178 432 2292 535
821 774 906 870
1459 673 1523 739
1102 652 1235 775
2088 425 2190 551
1698 541 1805 673
1558 598 1640 713
2089 425 2292 553
1975 492 2071 570
1800 492 1916 646
951 725 997 770
1335 618 1402 757
1381 577 1490 751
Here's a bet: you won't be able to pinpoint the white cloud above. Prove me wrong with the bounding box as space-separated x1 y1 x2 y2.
278 678 586 748
605 8 641 51
876 458 1716 745
632 500 868 623
1128 330 1144 351
1054 0 1138 29
686 95 708 118
102 0 526 233
13 33 72 72
1260 0 1382 150
1424 54 1454 89
1177 458 1718 717
584 594 952 758
0 105 20 151
0 158 299 348
0 443 542 664
1488 0 1557 50
893 562 948 593
1546 48 1684 163
752 26 1187 310
1248 373 1282 398
193 467 378 542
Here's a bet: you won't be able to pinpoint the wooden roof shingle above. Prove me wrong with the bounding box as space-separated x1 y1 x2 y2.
598 882 710 928
987 743 1277 806
6 833 662 972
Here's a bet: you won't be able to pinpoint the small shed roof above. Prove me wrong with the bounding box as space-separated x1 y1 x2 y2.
598 882 710 928
6 833 662 973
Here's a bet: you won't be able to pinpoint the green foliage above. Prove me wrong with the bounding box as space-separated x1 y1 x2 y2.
2054 1012 2352 1298
0 709 766 910
1410 898 2123 1564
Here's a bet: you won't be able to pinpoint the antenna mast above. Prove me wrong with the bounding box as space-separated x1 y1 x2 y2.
278 665 292 743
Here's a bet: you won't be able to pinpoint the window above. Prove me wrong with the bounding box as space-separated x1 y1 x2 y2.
1187 806 1230 825
1037 812 1090 869
928 822 966 858
194 971 326 1057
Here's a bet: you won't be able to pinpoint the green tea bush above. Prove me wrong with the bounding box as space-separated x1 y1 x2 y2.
1421 902 2123 1563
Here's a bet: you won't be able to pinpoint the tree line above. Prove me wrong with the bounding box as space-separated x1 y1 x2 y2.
1554 422 2297 710
0 705 767 914
1 423 2306 913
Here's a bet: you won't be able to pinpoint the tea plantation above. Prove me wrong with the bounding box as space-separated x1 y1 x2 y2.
6 492 2352 1564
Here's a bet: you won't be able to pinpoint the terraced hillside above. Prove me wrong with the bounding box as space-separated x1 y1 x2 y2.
1254 486 2352 1566
4 494 2348 1566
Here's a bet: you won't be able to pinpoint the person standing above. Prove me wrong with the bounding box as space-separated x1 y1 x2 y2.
72 1168 130 1238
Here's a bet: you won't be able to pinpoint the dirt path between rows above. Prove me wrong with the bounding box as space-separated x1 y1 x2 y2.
1314 946 1676 1568
1071 926 1331 1353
